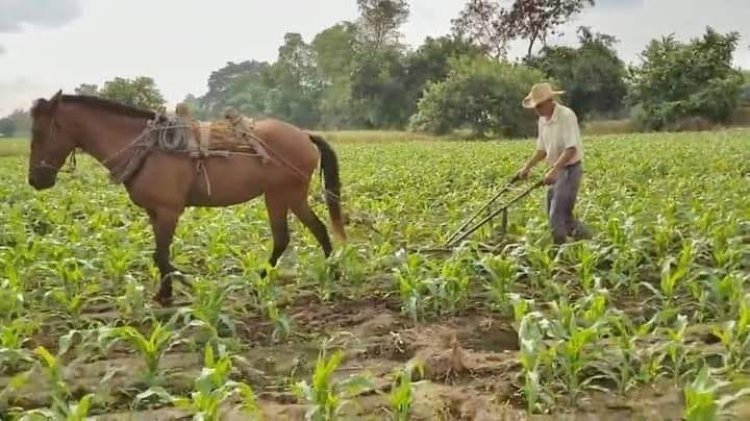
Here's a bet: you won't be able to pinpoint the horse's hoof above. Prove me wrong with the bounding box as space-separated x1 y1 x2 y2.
154 293 173 307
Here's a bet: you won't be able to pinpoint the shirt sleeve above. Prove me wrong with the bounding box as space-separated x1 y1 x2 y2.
563 110 581 149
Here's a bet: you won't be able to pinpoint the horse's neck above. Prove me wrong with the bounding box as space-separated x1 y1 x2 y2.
72 108 150 170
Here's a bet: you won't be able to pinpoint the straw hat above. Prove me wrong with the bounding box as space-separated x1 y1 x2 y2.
522 82 565 108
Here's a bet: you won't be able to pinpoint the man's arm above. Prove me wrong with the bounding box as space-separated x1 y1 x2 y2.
523 149 546 172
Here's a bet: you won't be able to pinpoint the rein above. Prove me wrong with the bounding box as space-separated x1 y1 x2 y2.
34 116 78 174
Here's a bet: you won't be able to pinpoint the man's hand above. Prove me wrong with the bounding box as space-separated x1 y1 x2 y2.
544 167 560 185
516 167 530 180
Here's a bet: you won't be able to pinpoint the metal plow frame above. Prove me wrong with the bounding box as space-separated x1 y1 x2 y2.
408 176 544 254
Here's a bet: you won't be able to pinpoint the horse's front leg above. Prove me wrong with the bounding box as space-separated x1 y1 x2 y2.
147 208 191 306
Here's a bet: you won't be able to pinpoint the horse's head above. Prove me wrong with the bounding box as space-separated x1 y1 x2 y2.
28 90 77 190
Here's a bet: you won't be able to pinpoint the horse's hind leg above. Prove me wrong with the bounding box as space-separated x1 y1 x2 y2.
290 196 333 258
147 207 190 306
261 193 290 275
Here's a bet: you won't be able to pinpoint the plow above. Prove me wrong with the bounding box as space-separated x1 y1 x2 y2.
407 175 545 254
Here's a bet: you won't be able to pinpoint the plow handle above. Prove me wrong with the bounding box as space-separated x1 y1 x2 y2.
443 174 520 245
443 178 543 248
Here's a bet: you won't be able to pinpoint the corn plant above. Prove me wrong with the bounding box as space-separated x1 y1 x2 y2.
384 359 425 421
711 293 750 374
683 365 750 421
479 253 519 315
658 314 693 385
395 253 429 323
246 263 290 342
546 295 610 406
98 321 181 387
641 239 696 321
0 317 38 372
115 274 148 322
174 276 245 353
293 338 374 421
13 347 98 421
598 311 658 394
517 311 553 413
172 346 261 420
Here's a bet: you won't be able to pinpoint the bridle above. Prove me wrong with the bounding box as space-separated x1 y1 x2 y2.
32 114 78 175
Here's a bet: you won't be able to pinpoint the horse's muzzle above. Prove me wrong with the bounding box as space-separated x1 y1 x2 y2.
29 167 58 190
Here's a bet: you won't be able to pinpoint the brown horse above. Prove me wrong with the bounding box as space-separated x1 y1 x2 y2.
27 90 346 306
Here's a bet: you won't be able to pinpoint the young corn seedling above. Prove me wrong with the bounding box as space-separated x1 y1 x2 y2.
658 314 692 386
248 263 290 342
395 253 428 324
479 254 519 316
547 295 609 406
99 321 181 387
293 338 374 421
518 311 553 414
641 239 695 322
426 254 472 317
115 274 148 323
15 346 98 421
385 359 425 421
683 365 750 421
599 311 658 395
711 293 750 374
0 317 39 373
174 276 244 353
172 346 262 421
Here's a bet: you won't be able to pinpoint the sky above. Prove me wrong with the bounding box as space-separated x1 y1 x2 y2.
1 0 749 116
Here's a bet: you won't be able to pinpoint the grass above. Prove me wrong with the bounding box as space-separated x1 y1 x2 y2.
1 129 750 419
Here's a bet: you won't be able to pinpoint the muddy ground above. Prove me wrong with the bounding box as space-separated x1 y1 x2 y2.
5 285 748 421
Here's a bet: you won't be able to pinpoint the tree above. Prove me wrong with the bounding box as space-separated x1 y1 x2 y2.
312 22 360 128
265 33 324 128
402 35 485 117
355 0 410 50
0 116 16 137
526 26 627 120
451 0 596 59
201 60 270 116
89 76 166 110
627 27 745 130
409 55 549 138
0 109 31 136
74 83 99 96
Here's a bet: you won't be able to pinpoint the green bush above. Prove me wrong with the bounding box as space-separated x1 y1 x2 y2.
626 27 745 131
409 56 549 138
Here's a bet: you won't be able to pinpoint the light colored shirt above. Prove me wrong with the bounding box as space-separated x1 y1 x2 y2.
536 102 584 166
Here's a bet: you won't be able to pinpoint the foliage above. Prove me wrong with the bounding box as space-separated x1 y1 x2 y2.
74 76 166 111
526 26 627 121
409 55 548 137
451 0 596 58
355 0 410 50
0 116 16 137
626 27 745 131
0 109 31 137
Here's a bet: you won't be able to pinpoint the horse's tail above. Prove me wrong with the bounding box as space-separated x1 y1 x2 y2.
309 133 347 242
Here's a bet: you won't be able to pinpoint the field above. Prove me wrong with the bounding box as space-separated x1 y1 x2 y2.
1 129 749 420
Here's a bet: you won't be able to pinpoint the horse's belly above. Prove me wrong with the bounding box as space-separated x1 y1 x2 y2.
186 158 266 207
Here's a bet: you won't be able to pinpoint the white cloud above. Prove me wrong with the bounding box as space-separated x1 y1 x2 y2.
0 0 82 32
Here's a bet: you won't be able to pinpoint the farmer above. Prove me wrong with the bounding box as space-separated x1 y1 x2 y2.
516 82 592 245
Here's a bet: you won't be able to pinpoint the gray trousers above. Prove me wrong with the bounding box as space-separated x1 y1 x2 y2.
545 162 589 244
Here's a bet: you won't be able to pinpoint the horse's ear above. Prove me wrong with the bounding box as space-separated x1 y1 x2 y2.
49 90 63 113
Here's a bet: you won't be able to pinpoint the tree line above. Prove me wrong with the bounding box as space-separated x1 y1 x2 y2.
2 0 748 139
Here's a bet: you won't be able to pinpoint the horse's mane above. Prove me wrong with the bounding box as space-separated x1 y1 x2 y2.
31 94 157 120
